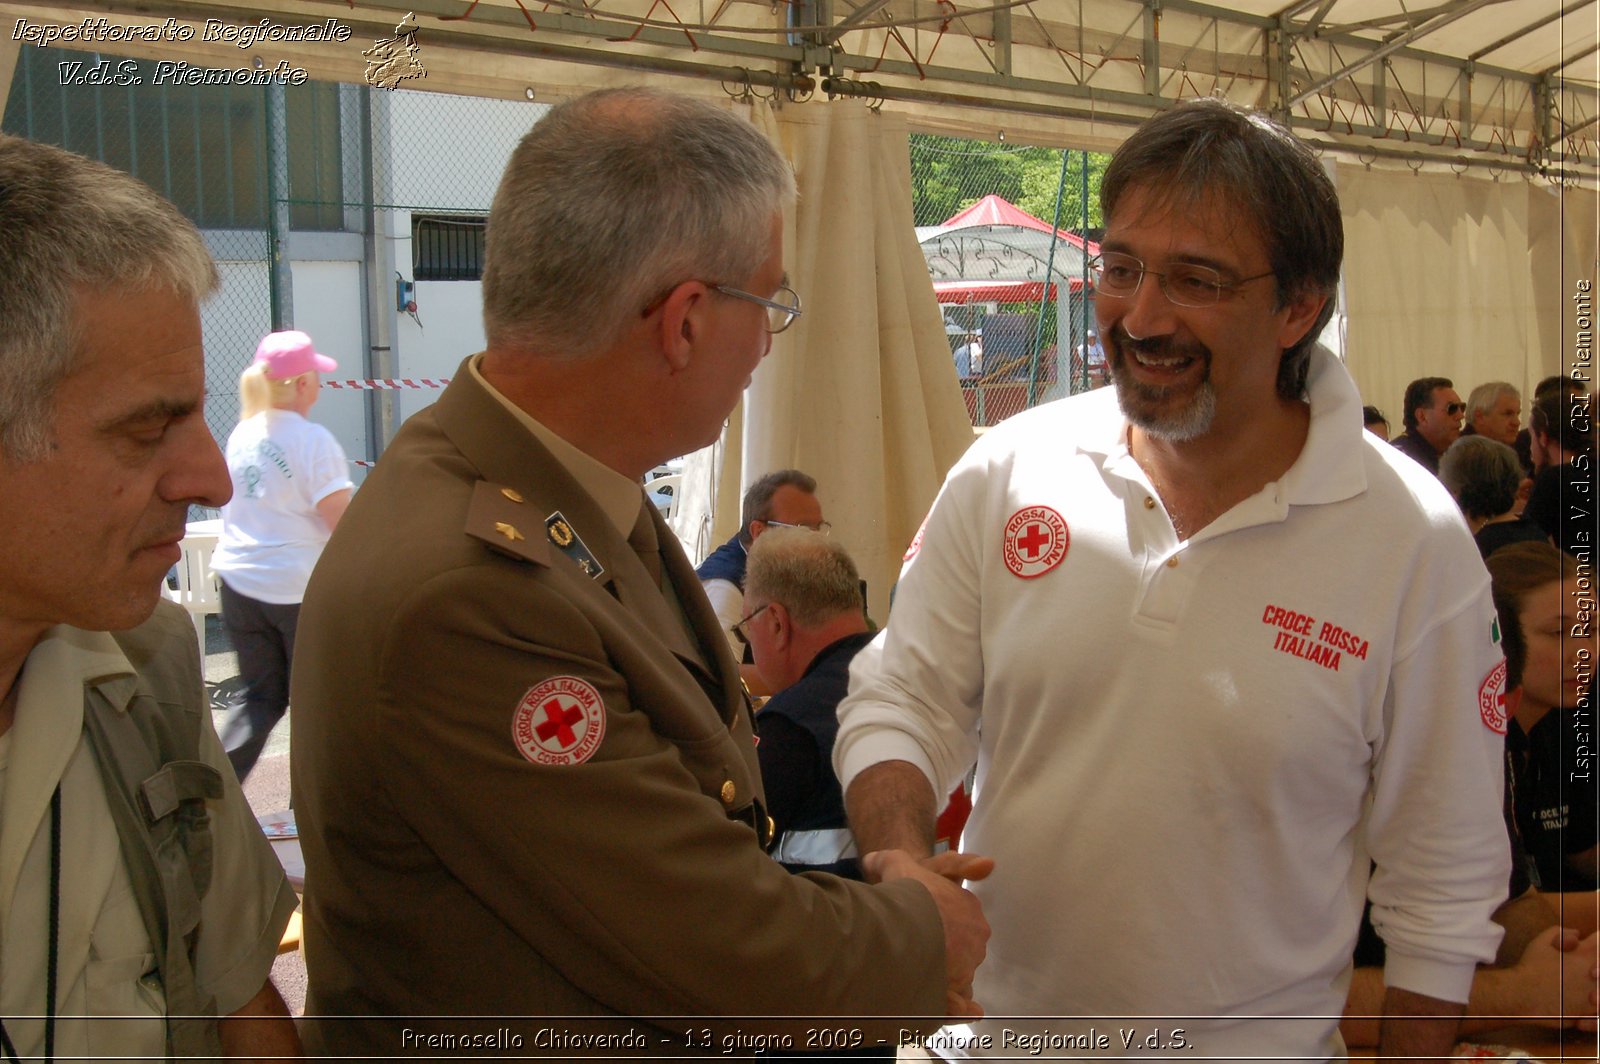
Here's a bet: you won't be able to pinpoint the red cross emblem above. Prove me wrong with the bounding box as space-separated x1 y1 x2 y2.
535 698 584 747
903 513 930 562
1477 659 1508 735
513 676 606 765
1002 505 1069 579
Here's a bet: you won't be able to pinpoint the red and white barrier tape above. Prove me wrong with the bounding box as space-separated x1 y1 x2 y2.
325 377 451 390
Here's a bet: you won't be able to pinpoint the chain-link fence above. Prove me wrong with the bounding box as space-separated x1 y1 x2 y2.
3 51 546 517
909 134 1111 426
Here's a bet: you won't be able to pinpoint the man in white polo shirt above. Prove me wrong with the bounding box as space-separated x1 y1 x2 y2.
836 99 1509 1060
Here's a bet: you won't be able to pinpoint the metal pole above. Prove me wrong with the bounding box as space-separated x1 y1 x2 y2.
1028 147 1072 407
264 83 294 329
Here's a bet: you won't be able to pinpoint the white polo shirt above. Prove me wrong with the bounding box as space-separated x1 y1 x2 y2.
836 346 1509 1059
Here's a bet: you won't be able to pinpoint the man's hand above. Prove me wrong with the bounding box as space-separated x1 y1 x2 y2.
1500 925 1599 1029
863 849 992 1021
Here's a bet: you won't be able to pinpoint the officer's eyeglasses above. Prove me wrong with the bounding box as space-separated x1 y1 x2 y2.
1089 251 1275 309
713 284 804 334
761 519 833 535
732 603 771 646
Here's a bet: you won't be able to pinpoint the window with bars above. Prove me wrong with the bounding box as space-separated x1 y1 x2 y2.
2 45 345 230
412 214 487 280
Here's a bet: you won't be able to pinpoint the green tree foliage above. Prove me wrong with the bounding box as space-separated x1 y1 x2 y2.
909 133 1110 231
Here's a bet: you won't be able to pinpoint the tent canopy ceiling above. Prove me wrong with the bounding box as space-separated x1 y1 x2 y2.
23 0 1599 174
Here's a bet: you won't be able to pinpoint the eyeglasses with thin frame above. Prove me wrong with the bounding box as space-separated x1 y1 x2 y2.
1443 402 1466 417
760 518 833 535
1089 252 1275 309
732 603 771 646
713 284 803 334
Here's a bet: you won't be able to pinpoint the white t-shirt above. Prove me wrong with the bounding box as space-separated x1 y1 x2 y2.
212 409 353 604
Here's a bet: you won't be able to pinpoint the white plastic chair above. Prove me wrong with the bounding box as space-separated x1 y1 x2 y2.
165 519 223 660
646 473 683 520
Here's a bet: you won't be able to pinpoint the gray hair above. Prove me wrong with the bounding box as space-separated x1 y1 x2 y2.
482 88 796 360
1465 381 1520 425
1439 436 1523 520
740 468 817 537
1101 98 1343 401
745 526 862 629
0 134 217 461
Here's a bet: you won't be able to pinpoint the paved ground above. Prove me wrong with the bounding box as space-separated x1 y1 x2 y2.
201 616 306 1014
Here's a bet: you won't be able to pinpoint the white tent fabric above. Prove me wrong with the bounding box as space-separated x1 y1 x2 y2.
1340 165 1599 417
687 101 975 622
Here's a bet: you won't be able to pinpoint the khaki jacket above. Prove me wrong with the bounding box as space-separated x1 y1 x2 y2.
291 361 943 1053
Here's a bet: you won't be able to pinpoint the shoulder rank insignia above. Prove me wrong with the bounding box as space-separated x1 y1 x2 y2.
545 511 605 581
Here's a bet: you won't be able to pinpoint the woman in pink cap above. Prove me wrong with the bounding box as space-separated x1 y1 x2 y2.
211 330 354 782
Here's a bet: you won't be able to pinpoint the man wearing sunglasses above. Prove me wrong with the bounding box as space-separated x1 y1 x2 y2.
838 99 1507 1060
1393 376 1465 475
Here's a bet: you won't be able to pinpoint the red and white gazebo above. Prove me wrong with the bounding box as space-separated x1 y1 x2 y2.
916 194 1099 306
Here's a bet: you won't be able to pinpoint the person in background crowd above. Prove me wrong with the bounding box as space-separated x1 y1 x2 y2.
1392 375 1463 475
1462 381 1522 446
696 469 827 692
1488 542 1598 893
1342 583 1599 1047
1525 391 1596 560
954 332 985 381
1515 375 1588 476
1439 436 1548 558
836 98 1509 1060
1362 404 1391 440
210 330 353 782
0 133 298 1060
741 527 875 879
289 87 988 1054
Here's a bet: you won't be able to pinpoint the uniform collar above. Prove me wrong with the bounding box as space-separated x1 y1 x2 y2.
0 626 133 920
467 353 643 539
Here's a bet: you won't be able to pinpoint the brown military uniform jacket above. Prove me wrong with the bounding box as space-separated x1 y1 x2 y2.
291 359 943 1053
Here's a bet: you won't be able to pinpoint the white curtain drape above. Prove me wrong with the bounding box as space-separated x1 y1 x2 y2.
1339 165 1598 419
673 100 974 623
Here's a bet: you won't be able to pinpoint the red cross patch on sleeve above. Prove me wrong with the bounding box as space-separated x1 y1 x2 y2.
512 676 607 766
1478 659 1509 736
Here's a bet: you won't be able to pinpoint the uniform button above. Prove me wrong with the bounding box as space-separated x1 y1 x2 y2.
1166 556 1180 568
501 487 525 504
1143 496 1156 509
720 780 737 807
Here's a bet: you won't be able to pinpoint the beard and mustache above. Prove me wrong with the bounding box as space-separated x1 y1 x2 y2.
1105 326 1218 442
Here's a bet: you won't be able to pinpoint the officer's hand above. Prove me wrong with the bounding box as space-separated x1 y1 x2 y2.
864 849 992 1020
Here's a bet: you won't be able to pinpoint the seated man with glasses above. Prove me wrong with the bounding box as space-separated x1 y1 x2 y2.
1392 375 1464 476
697 469 830 690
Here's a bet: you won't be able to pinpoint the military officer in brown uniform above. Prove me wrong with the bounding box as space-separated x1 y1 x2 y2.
291 88 990 1054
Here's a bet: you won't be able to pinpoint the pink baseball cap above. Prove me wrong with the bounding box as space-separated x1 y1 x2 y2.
254 330 338 379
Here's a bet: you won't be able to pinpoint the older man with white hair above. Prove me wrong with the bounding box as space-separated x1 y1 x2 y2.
740 527 875 879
